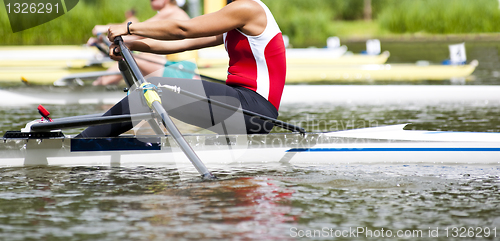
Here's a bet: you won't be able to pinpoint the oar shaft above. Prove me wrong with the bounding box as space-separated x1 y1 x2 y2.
117 41 147 85
95 34 224 84
152 101 213 178
119 60 136 88
31 113 154 131
132 54 225 84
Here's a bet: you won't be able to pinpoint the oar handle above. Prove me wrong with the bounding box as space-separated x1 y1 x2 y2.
94 34 224 84
115 37 141 82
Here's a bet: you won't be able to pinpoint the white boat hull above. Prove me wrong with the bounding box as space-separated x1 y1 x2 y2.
2 125 500 167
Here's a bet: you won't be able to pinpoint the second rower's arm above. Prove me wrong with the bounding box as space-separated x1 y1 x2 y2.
107 36 222 61
107 0 266 60
107 0 265 42
108 0 267 41
132 36 222 55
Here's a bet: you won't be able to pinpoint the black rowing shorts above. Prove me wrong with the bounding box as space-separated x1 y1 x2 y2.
77 77 278 138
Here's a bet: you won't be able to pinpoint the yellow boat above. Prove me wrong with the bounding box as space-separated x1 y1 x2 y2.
0 45 111 68
1 60 477 86
0 65 111 85
196 46 390 67
198 60 479 83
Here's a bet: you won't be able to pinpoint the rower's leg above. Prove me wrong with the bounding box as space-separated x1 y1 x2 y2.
149 77 278 134
76 77 278 138
75 95 147 138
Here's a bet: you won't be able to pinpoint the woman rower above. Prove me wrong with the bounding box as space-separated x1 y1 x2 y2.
78 0 286 137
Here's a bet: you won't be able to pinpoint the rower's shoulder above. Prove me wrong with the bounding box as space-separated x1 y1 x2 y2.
225 0 265 15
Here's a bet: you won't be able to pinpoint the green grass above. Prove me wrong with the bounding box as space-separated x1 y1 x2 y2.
378 0 500 34
262 0 338 47
0 0 156 45
2 0 500 47
329 21 389 39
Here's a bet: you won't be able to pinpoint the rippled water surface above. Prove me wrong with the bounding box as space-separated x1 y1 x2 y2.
0 164 498 240
1 40 500 240
1 101 499 240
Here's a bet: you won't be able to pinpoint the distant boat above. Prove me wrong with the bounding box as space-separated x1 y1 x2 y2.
0 65 110 85
196 45 390 67
199 60 479 83
0 45 111 68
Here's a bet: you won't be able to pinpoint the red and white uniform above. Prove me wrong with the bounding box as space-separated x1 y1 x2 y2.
223 0 286 110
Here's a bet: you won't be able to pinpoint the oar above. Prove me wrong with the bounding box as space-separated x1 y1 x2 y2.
31 113 155 131
95 35 225 84
114 36 215 179
104 36 304 134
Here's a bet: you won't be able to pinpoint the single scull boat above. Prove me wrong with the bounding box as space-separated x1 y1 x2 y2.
1 124 499 167
1 39 498 171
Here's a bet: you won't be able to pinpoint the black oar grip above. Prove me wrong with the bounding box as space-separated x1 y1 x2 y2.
113 36 124 56
112 47 121 56
114 36 123 44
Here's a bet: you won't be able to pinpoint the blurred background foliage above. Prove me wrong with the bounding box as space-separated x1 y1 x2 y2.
0 0 156 45
263 0 500 47
377 0 500 34
1 0 500 47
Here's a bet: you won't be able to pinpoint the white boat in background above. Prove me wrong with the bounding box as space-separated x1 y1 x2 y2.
2 85 500 107
1 124 499 167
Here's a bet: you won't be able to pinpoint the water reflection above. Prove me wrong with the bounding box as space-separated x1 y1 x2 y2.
142 177 295 240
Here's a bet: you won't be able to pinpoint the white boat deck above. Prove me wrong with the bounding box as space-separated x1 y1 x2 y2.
1 125 500 167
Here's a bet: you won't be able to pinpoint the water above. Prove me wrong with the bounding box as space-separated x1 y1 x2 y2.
0 100 499 240
0 165 498 240
1 41 500 240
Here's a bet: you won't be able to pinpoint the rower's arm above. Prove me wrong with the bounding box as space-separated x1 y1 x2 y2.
108 1 264 41
128 35 223 55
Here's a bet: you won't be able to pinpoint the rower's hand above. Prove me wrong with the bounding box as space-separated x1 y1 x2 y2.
86 37 99 46
92 25 110 36
108 43 122 61
107 25 128 42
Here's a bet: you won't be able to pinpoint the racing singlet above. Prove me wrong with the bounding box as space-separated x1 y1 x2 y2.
223 0 286 111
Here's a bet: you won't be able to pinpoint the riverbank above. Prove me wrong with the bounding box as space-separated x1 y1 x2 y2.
332 21 500 44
